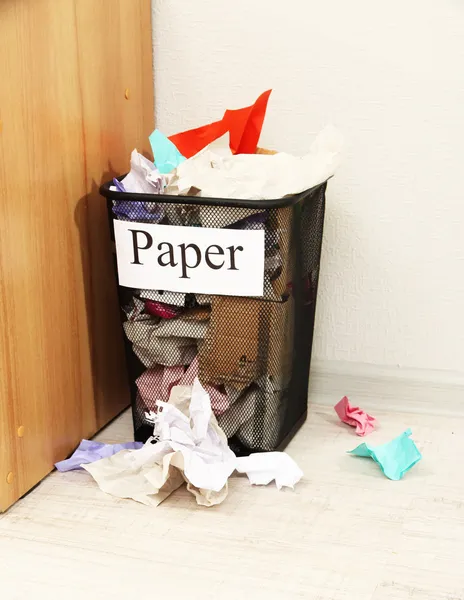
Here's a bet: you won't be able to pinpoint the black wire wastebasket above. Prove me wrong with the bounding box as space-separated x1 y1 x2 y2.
100 178 326 456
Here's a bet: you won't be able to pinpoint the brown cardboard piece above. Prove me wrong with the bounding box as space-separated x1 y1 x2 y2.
268 294 294 385
269 206 294 298
199 295 293 391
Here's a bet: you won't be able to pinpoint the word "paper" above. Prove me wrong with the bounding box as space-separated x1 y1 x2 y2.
114 220 265 297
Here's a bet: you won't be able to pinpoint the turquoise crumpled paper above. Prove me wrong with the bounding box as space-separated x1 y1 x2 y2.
149 129 186 174
348 428 422 480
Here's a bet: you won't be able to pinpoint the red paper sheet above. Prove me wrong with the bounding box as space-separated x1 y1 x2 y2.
169 90 272 158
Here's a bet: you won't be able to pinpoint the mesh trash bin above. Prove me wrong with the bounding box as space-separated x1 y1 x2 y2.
100 179 326 456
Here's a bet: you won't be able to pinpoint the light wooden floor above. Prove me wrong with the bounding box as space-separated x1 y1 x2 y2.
0 403 463 599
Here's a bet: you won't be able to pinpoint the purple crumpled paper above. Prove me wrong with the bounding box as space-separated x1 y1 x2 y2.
55 439 143 472
112 200 164 222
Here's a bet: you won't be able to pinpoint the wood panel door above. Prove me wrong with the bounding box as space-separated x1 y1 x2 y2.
0 0 154 511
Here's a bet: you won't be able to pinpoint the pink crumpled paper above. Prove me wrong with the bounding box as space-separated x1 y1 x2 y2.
334 396 376 436
136 356 229 417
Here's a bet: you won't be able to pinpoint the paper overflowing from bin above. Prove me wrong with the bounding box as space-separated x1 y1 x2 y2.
348 429 422 480
82 379 303 507
109 90 342 206
165 125 343 200
55 440 143 472
334 396 376 436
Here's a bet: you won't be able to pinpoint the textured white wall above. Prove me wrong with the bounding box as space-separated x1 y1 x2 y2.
152 0 464 373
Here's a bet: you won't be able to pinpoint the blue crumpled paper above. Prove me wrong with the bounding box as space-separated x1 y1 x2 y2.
348 428 422 480
149 129 186 174
55 439 143 472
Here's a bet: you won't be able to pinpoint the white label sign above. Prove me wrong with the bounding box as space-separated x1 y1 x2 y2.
114 220 265 297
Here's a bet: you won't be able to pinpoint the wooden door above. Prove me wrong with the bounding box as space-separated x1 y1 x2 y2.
0 0 154 511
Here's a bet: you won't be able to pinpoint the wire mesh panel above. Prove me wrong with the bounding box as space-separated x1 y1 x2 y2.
102 183 326 456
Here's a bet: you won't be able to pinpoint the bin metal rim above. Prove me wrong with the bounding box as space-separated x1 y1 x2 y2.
100 177 329 209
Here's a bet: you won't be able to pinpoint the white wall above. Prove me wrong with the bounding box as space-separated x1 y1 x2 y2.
152 0 464 374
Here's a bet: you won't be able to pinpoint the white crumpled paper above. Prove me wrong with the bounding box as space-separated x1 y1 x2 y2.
111 149 164 194
83 379 303 507
165 125 343 201
236 452 303 489
165 134 231 196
